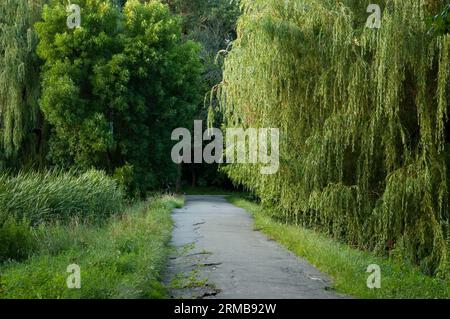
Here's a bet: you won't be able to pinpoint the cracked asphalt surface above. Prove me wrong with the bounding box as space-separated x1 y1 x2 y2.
165 195 347 299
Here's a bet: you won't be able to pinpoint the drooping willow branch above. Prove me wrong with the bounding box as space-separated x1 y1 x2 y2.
214 0 450 276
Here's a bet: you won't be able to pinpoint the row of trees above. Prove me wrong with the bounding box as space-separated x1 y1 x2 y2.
215 0 450 276
0 0 240 195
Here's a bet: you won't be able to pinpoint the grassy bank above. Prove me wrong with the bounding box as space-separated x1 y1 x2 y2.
0 196 182 299
228 195 450 299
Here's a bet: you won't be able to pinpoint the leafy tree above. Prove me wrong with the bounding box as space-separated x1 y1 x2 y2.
36 0 202 196
0 0 46 167
216 0 450 276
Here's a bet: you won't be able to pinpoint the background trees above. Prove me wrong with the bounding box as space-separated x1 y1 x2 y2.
163 0 241 188
1 0 203 280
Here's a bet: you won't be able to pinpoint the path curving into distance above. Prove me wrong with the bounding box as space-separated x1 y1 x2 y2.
165 195 347 299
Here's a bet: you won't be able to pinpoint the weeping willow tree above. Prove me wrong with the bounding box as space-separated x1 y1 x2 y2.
0 0 44 165
214 0 450 276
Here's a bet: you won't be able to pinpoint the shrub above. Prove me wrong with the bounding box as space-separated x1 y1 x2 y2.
0 214 35 262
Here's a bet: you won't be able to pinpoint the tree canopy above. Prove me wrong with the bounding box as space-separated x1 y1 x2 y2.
0 0 45 167
215 0 450 276
36 0 203 195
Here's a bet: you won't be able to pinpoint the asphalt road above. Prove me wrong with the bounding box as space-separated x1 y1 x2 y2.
165 195 346 299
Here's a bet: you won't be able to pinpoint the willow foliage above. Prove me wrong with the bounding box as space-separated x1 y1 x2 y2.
215 0 450 276
0 0 44 159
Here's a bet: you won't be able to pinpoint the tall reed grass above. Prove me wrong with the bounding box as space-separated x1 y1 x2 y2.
0 170 124 225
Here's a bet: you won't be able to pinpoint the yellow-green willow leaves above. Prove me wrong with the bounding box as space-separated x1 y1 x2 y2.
214 0 450 276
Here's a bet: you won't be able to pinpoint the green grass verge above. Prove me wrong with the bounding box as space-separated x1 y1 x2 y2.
0 195 183 299
228 195 450 299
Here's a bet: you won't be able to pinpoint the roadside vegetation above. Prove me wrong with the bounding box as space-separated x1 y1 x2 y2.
0 195 182 299
229 195 450 299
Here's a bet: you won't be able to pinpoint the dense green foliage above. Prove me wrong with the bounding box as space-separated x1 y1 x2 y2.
0 196 181 298
2 0 449 299
0 0 233 297
0 0 238 300
0 0 45 166
216 0 450 276
429 3 450 35
35 0 202 195
0 216 35 263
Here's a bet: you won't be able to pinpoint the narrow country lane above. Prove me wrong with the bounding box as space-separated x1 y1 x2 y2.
165 195 347 299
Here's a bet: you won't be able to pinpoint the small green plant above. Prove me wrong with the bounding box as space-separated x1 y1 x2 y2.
170 270 209 289
0 215 35 262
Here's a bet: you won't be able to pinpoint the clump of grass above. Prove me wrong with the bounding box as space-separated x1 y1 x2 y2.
228 195 450 299
0 195 183 299
0 169 124 262
0 169 124 224
0 215 35 263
